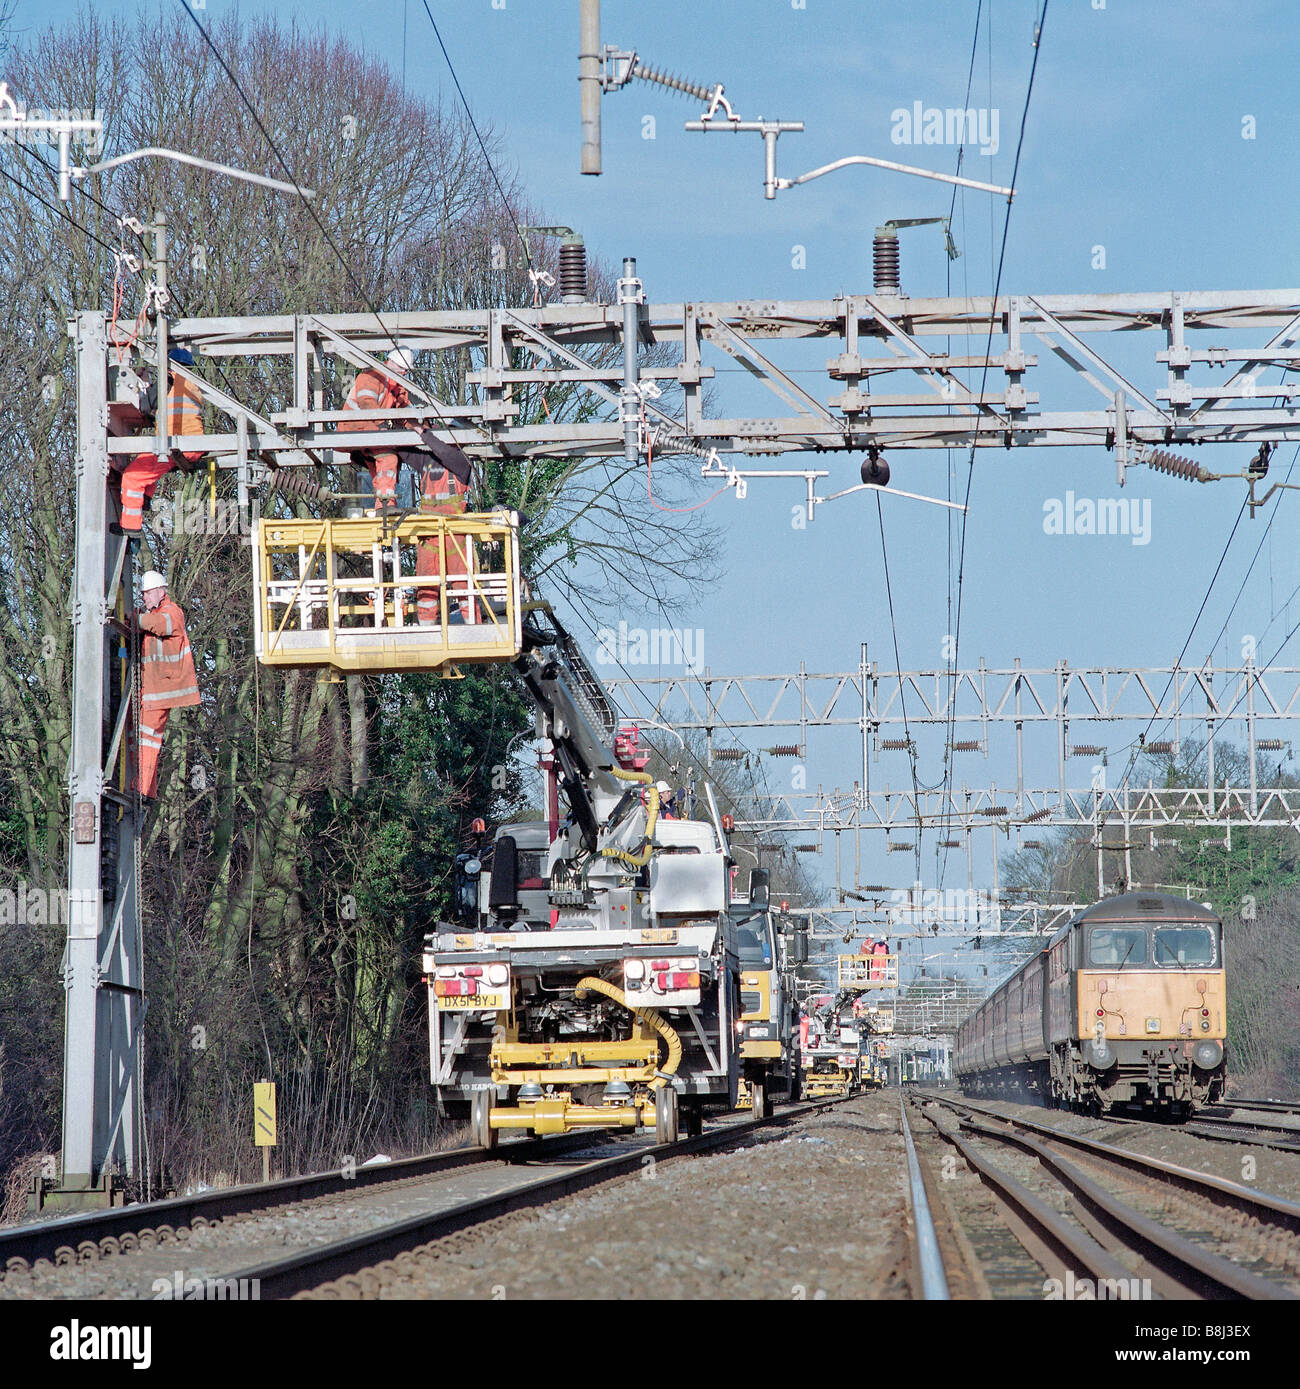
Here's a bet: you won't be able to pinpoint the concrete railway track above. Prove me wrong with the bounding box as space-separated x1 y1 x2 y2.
912 1094 1300 1300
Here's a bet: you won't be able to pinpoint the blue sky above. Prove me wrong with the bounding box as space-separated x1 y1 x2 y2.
12 1 1300 941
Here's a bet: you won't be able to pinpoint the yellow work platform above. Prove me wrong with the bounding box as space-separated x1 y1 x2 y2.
252 510 523 674
838 953 898 990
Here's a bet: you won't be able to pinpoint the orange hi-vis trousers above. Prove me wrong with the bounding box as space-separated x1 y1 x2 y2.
350 450 399 505
119 452 204 531
128 706 169 799
415 494 470 624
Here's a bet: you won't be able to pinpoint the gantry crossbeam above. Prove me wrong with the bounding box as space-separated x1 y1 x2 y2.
151 288 1300 468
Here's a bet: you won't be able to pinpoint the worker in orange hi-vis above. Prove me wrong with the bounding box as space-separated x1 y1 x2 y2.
339 348 413 509
117 348 207 532
132 570 201 800
414 433 476 625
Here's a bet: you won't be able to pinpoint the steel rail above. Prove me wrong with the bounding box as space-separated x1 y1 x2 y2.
912 1100 1143 1293
924 1096 1300 1299
0 1132 598 1272
899 1095 951 1300
1180 1116 1300 1155
226 1098 850 1299
938 1095 1300 1236
1213 1098 1300 1116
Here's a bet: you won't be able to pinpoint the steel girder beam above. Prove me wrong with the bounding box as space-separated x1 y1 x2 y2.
152 288 1300 464
737 782 1300 833
606 659 1300 730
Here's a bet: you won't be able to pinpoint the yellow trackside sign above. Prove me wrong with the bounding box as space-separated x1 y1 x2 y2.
254 1081 277 1147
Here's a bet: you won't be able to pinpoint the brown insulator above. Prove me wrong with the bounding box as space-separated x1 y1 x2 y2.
1145 447 1211 483
271 469 327 500
873 233 901 295
559 239 587 303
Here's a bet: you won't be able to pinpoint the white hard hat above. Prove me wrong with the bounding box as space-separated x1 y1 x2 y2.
655 781 672 794
386 348 415 374
141 570 167 591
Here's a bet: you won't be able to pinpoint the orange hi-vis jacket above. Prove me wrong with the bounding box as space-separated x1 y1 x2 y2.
340 368 409 431
168 376 204 438
138 598 201 711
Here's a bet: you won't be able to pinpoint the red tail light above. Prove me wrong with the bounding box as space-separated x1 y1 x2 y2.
1201 1008 1210 1017
1096 1008 1105 1018
434 979 476 997
651 960 671 971
462 966 483 978
670 972 700 989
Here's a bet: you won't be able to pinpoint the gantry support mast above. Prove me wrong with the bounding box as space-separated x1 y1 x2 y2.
56 311 145 1208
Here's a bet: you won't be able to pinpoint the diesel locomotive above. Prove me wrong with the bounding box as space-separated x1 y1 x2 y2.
954 892 1227 1115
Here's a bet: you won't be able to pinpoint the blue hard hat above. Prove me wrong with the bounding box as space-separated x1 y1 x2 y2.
168 347 195 366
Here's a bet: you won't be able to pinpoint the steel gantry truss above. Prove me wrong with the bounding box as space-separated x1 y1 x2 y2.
607 650 1300 834
140 287 1300 480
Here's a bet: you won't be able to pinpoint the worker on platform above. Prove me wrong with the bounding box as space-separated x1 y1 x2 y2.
870 936 889 981
132 570 200 800
340 349 414 509
655 781 678 819
414 433 476 625
117 348 205 532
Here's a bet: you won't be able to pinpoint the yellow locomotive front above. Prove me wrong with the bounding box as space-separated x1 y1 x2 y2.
1065 895 1227 1114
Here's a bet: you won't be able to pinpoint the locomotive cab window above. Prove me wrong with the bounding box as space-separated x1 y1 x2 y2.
1153 926 1217 966
1087 927 1146 967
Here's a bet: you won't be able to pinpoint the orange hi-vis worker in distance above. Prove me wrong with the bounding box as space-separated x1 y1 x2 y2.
415 433 475 625
132 570 200 800
340 349 413 507
118 348 205 532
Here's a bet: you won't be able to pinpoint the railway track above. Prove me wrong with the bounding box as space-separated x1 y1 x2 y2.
0 1129 602 1277
234 1096 851 1298
1 1098 849 1298
915 1094 1300 1300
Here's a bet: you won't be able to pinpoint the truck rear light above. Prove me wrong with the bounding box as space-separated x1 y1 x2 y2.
651 960 671 971
487 964 508 986
669 971 699 989
1201 1008 1210 1017
1096 1008 1105 1018
436 966 457 979
433 979 476 997
624 959 646 981
463 966 484 978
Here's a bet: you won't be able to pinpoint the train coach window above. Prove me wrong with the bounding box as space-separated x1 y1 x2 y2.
1154 927 1216 966
1088 927 1146 967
